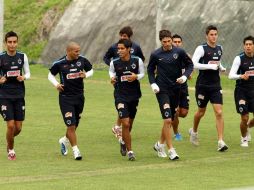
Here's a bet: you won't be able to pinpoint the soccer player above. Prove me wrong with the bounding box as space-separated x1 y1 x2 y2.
0 31 31 160
189 25 228 151
48 42 93 160
171 34 190 141
147 30 193 160
228 36 254 147
109 39 145 161
103 26 145 142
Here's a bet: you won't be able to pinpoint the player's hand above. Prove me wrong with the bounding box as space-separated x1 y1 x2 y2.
176 75 187 84
210 64 219 70
56 84 64 92
79 71 86 79
240 74 249 80
151 83 160 94
111 77 116 85
17 75 25 82
127 73 137 82
0 76 7 84
219 65 226 72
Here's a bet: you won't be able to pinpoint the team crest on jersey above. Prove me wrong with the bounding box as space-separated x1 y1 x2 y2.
71 64 74 67
218 50 222 56
131 63 136 69
18 58 22 64
130 48 134 54
76 61 81 67
173 53 178 59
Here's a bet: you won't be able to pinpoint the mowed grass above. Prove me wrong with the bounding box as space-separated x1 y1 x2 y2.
0 65 253 190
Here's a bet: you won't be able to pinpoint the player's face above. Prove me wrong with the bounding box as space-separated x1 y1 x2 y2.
117 43 130 59
172 38 182 47
6 36 18 54
67 45 80 60
206 30 218 45
120 34 130 40
161 37 172 51
244 40 254 55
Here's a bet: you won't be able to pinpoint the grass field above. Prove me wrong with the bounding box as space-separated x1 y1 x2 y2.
0 64 253 190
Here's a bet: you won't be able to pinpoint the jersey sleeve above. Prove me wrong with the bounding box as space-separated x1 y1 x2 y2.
147 53 157 84
181 50 193 78
83 58 92 72
228 56 241 80
137 58 145 80
49 62 60 76
103 46 114 66
136 45 145 62
23 53 31 80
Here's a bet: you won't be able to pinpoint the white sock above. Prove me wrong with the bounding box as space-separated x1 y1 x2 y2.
62 136 69 143
8 149 15 154
72 145 79 152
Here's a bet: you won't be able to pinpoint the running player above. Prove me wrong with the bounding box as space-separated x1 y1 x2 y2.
0 31 31 160
48 42 93 160
189 25 228 151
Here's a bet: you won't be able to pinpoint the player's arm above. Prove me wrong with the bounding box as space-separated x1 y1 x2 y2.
127 58 145 82
228 56 248 80
109 61 116 85
177 50 193 84
147 53 160 93
48 63 64 92
17 54 30 82
103 46 114 66
0 58 6 84
192 46 218 70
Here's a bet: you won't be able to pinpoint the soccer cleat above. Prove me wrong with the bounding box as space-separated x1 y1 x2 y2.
127 151 135 161
168 148 179 160
174 133 183 141
112 125 122 138
73 149 82 160
120 142 127 156
241 137 248 147
247 128 251 142
7 151 16 161
153 142 167 158
59 137 69 156
217 140 228 152
189 128 199 146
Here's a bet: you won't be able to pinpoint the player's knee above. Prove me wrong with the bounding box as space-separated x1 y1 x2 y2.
215 109 223 118
179 109 188 118
164 118 172 126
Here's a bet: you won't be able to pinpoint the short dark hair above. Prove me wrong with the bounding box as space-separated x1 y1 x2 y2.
172 34 182 41
243 36 254 44
159 30 172 41
119 26 133 38
205 25 217 35
118 39 132 49
5 31 18 42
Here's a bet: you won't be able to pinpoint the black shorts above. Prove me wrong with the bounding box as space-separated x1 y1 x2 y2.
59 95 84 127
115 100 139 119
195 87 223 108
179 85 189 109
0 98 25 121
156 88 180 119
234 87 254 115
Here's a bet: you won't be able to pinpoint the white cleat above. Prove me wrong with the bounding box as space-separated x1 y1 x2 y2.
189 128 199 146
73 149 82 160
153 142 167 158
168 148 179 160
241 137 249 147
217 140 228 152
59 137 69 156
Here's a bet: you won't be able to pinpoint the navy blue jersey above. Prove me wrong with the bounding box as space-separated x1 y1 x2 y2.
113 56 141 101
103 41 145 65
236 52 254 89
147 47 193 92
0 51 26 98
196 43 223 89
49 55 92 96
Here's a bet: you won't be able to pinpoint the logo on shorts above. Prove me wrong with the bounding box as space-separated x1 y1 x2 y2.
198 94 204 100
173 53 178 59
65 112 73 118
197 100 201 106
22 106 25 110
119 111 123 117
66 120 71 125
239 100 246 105
239 107 243 113
3 113 6 119
165 111 169 117
117 103 124 109
1 105 7 111
163 103 170 109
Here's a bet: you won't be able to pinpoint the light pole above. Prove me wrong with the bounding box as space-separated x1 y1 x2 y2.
0 0 3 51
